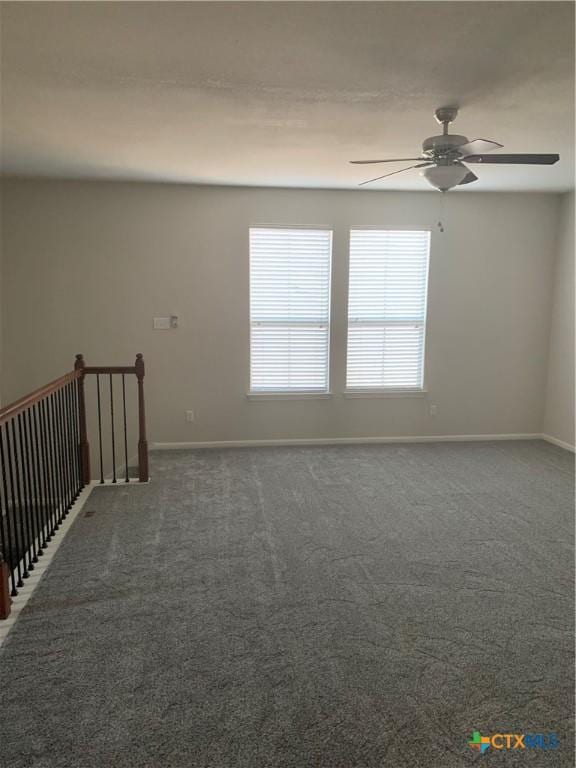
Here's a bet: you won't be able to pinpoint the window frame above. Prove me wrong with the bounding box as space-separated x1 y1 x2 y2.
344 226 431 395
248 224 334 397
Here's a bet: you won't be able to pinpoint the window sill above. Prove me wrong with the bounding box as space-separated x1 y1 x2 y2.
247 392 333 401
344 389 428 399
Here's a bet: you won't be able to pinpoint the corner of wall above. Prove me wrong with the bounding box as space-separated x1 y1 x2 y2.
542 190 575 449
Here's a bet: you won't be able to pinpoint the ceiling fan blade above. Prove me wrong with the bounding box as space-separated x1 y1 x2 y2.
464 153 560 165
458 170 479 185
458 138 503 156
359 162 431 186
350 158 426 165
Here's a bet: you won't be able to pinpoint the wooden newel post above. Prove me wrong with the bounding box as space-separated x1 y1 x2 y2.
74 354 91 485
135 353 149 482
0 560 11 620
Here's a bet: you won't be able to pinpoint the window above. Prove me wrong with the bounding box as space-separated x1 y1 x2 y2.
346 229 430 391
250 227 332 393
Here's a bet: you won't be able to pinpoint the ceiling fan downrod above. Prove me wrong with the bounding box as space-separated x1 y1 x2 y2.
434 106 459 136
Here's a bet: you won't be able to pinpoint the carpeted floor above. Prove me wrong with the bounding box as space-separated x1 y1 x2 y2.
0 441 573 767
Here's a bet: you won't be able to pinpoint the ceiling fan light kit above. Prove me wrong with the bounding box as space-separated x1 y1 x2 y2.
351 106 560 191
421 163 469 192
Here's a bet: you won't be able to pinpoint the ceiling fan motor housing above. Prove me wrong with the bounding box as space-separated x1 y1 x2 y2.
422 134 469 156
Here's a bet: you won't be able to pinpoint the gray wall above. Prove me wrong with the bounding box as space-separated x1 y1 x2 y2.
0 179 562 444
544 192 575 447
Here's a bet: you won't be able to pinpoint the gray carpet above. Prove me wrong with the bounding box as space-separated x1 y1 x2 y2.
0 441 573 767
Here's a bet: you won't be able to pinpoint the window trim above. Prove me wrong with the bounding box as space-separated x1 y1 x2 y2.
343 389 428 399
248 225 333 395
344 227 431 392
246 392 333 401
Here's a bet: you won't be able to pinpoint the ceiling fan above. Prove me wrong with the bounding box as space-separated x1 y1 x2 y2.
351 106 560 191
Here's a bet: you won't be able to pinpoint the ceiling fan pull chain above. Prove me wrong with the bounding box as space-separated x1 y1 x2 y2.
437 191 446 233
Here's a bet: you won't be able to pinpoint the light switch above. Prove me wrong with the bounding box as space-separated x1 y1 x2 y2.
153 317 171 330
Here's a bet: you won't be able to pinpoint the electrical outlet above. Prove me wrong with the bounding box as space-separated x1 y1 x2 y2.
185 410 195 423
430 404 438 417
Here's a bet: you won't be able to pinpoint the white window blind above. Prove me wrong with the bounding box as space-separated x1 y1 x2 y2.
346 229 430 390
250 227 332 393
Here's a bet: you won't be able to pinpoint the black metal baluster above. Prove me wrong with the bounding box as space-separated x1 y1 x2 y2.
32 404 49 551
47 393 59 530
96 374 104 484
13 413 34 571
122 374 129 483
48 393 63 531
75 381 82 491
57 388 71 515
64 386 75 506
26 411 42 561
15 416 34 571
27 408 43 557
40 399 55 540
8 420 28 580
0 426 19 595
58 388 70 519
110 374 117 483
65 383 77 500
55 389 70 520
65 384 77 503
0 431 9 570
21 414 38 566
72 380 82 494
20 412 39 565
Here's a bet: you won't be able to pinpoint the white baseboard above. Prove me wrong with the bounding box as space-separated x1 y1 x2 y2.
93 477 148 486
0 483 95 648
541 434 576 453
151 433 542 450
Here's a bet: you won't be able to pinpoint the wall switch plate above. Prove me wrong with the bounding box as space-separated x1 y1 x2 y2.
153 317 171 330
430 404 438 416
185 410 195 422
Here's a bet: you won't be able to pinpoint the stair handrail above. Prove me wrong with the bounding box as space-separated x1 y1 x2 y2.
0 370 81 427
0 354 149 619
74 354 148 483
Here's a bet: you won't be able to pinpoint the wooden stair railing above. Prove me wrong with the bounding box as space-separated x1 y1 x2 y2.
0 354 148 619
74 353 149 484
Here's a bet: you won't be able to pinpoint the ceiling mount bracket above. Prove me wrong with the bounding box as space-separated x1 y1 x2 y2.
435 106 459 134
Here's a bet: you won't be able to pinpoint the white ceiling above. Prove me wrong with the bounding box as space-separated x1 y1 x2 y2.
1 1 574 192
